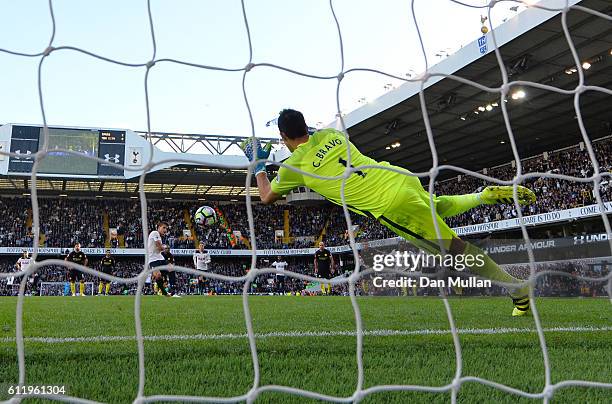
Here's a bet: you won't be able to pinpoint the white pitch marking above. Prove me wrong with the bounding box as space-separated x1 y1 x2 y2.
0 326 610 344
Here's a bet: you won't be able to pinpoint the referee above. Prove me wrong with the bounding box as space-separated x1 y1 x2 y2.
314 241 334 295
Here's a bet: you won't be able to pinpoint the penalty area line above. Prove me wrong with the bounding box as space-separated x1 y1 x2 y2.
1 326 611 344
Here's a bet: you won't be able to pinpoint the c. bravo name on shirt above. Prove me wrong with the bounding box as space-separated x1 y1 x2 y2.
312 138 343 167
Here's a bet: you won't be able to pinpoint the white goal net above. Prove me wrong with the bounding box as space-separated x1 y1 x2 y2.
0 0 610 402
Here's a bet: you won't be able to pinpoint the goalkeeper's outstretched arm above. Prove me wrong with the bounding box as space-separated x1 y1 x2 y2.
255 172 281 205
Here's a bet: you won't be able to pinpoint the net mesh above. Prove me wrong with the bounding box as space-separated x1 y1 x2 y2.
1 0 611 402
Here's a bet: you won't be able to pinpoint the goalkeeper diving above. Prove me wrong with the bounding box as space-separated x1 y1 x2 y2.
241 109 535 316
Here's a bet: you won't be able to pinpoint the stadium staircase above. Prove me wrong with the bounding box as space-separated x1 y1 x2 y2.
104 212 125 248
283 209 291 244
241 236 252 250
315 218 330 246
27 208 46 246
26 209 32 229
103 210 111 248
184 209 199 246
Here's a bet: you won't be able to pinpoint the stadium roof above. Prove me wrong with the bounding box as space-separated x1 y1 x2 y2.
345 0 611 175
0 168 258 201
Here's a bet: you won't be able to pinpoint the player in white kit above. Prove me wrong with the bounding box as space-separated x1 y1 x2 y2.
148 222 170 296
16 250 38 295
193 242 211 294
272 256 288 294
193 241 211 271
16 250 32 272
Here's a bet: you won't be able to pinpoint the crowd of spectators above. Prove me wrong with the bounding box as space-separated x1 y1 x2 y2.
321 207 395 246
0 198 30 247
108 200 192 249
504 260 609 297
39 199 106 247
195 204 287 249
0 197 415 251
190 203 394 249
436 137 612 228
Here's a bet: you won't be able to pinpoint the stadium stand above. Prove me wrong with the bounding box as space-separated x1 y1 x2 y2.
0 136 610 267
39 199 106 248
0 136 611 250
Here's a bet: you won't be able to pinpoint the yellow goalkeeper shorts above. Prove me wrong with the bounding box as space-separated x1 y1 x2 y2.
377 175 458 254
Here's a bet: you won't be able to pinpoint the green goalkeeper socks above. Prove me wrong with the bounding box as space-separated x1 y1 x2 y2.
435 193 481 218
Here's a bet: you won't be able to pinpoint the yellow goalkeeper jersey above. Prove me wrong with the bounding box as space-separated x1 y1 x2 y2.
270 128 413 218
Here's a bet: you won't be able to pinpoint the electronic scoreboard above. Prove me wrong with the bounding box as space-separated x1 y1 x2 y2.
7 125 125 177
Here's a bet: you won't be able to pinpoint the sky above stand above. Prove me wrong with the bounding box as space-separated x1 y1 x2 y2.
0 0 533 140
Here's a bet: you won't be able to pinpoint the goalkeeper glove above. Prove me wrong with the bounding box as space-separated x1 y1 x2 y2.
239 138 272 175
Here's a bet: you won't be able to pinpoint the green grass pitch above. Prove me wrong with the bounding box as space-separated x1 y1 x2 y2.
0 296 610 403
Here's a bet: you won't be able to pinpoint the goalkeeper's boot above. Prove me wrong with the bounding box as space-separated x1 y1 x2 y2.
480 186 536 206
511 296 531 317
